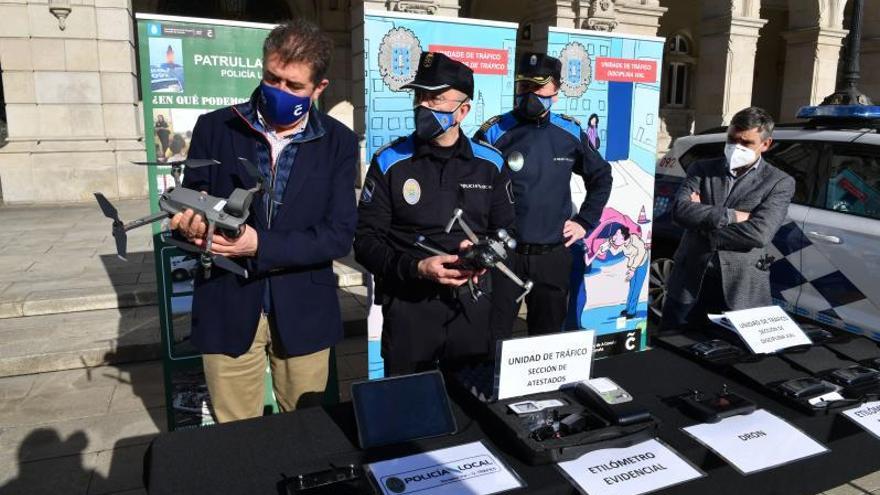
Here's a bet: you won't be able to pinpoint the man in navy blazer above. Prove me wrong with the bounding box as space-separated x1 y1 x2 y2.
170 20 358 422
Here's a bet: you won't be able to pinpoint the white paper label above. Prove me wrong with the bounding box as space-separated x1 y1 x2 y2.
842 400 880 439
367 441 522 495
497 331 595 400
723 306 812 354
682 409 828 474
557 438 703 495
212 199 227 212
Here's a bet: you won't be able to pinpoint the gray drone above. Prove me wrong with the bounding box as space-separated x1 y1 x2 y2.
414 208 533 302
94 157 271 279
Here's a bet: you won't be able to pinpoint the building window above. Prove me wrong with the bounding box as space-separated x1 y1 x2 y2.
666 62 688 106
664 33 693 108
668 34 689 55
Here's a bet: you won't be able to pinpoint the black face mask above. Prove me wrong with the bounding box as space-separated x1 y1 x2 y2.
413 105 458 141
515 92 554 120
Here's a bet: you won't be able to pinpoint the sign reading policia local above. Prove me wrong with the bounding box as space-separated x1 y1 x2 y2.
135 14 275 430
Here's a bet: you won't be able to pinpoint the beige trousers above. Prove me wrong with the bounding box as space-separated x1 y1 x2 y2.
202 314 330 423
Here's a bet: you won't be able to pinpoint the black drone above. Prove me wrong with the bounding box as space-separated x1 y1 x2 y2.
95 157 272 279
414 208 533 302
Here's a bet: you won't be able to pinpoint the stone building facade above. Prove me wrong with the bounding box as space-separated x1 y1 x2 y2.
0 0 877 203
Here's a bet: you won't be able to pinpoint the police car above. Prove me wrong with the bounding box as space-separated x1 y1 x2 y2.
651 105 880 340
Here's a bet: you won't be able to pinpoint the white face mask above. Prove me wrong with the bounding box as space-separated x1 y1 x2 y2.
724 143 757 171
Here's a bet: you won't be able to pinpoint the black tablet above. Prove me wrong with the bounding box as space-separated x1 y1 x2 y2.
351 370 457 449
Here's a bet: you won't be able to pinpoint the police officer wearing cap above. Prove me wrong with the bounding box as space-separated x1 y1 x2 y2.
474 53 612 339
354 52 515 376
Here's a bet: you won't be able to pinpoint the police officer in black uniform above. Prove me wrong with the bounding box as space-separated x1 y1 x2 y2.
354 52 515 376
474 53 613 338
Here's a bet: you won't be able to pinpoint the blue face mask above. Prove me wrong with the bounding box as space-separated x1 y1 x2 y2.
259 82 311 127
514 93 554 119
413 105 458 141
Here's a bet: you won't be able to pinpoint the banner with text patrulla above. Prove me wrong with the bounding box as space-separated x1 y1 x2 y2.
135 14 274 430
363 10 518 379
548 27 664 358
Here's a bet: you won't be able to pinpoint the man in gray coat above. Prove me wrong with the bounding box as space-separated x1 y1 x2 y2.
661 106 795 331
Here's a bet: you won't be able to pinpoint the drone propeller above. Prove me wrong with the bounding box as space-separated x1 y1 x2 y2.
94 193 128 260
162 237 249 278
131 158 220 168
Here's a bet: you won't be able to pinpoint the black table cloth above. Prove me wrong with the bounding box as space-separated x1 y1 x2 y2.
145 346 880 494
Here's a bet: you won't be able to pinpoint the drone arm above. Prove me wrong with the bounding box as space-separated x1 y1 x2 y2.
123 211 169 232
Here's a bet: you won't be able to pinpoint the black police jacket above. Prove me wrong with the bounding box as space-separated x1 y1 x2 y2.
354 133 515 298
474 110 613 244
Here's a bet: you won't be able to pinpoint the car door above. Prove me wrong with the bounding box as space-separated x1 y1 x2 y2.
761 139 826 317
800 142 880 338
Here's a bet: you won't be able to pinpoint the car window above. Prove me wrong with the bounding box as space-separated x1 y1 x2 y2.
763 140 825 207
678 142 724 170
824 144 880 220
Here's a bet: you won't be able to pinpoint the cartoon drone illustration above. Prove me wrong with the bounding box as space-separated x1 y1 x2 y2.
414 208 533 302
94 157 273 279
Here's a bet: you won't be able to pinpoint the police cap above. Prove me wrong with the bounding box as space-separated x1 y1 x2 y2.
402 51 474 99
515 52 562 86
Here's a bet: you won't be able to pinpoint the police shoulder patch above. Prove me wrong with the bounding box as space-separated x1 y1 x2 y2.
559 113 582 127
549 113 582 142
374 135 415 174
478 115 502 134
469 139 504 172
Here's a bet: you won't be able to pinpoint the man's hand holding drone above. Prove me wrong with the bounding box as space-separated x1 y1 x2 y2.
171 208 258 258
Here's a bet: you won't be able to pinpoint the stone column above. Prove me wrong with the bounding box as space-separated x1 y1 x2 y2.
693 1 766 131
615 0 667 37
859 0 880 99
521 0 578 52
779 27 847 120
778 0 847 121
0 0 144 204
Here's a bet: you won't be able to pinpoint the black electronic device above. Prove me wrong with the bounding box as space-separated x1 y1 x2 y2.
801 323 834 343
777 377 840 401
829 365 880 388
573 378 652 426
351 370 457 449
690 339 743 361
679 385 757 423
282 465 375 495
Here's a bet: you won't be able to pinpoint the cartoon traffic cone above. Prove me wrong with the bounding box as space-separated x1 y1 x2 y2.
637 205 650 224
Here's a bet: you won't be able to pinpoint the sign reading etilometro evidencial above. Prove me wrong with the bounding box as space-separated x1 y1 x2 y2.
842 400 880 439
723 306 812 354
682 409 828 475
367 441 523 495
557 438 704 495
496 331 595 400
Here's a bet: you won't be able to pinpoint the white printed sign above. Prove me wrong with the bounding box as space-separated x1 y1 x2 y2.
682 409 828 474
723 306 812 354
557 438 704 495
497 331 595 400
367 441 522 495
842 400 880 439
